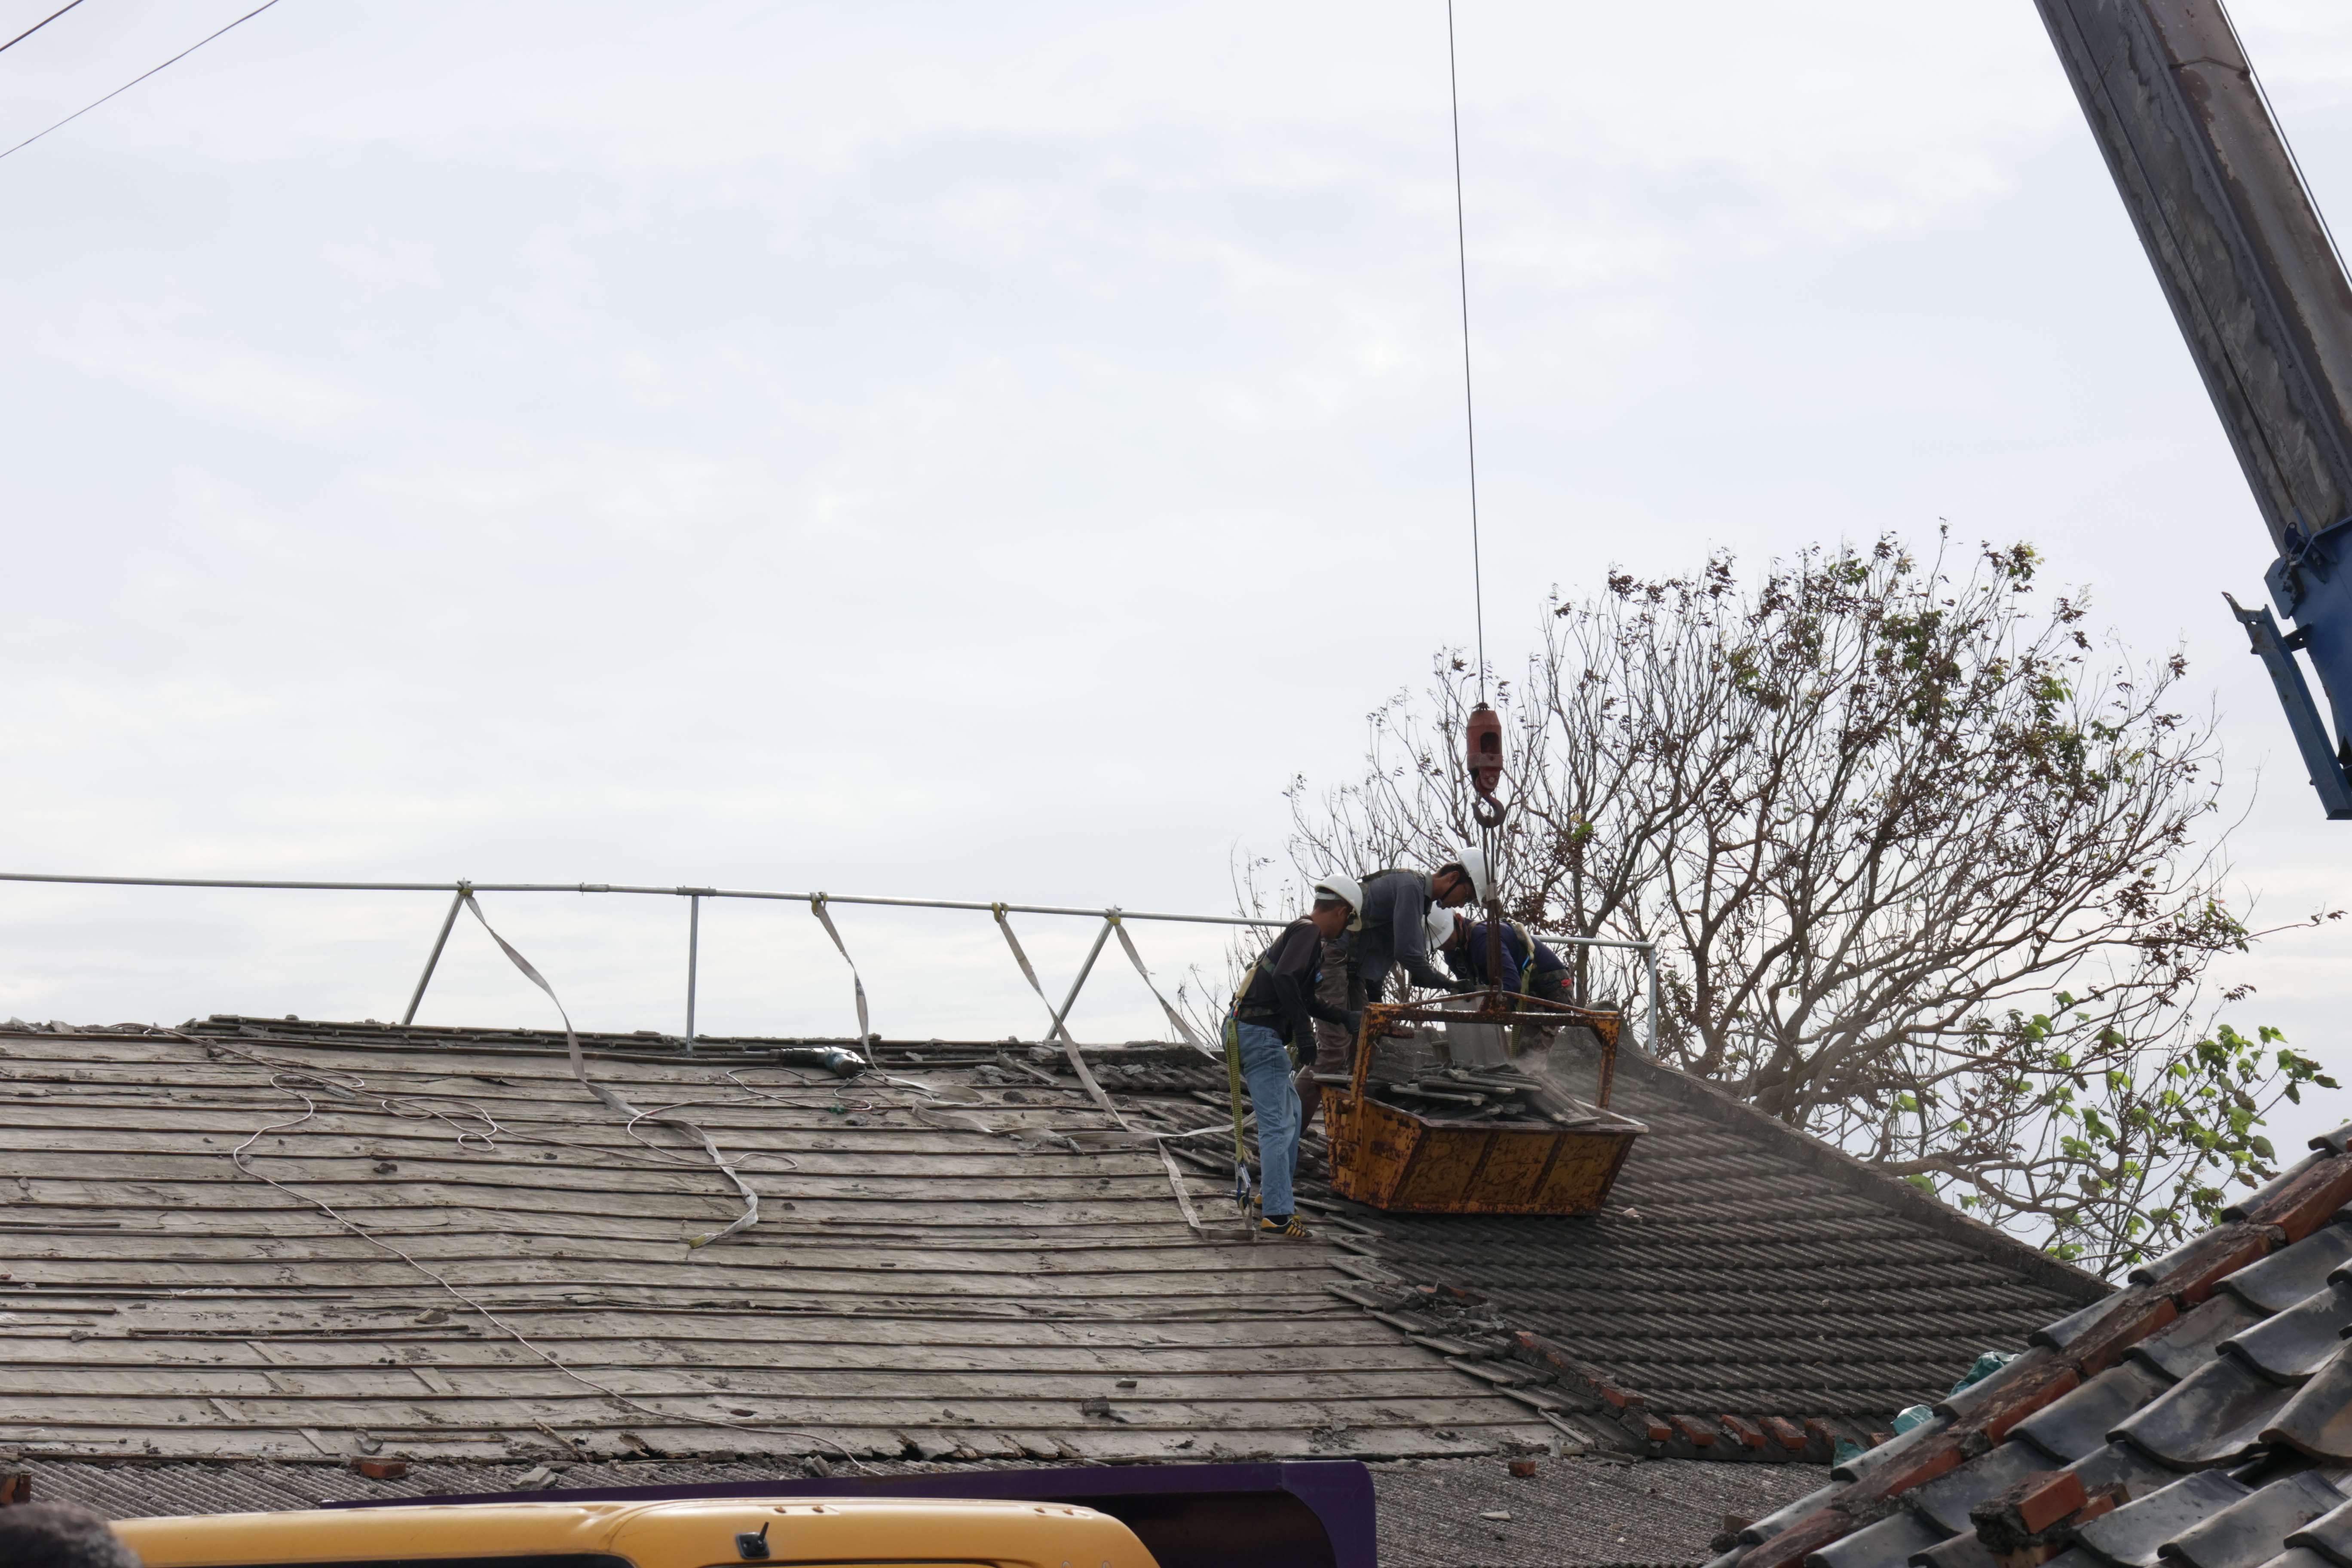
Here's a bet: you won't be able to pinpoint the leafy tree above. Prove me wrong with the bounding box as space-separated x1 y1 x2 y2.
1287 535 2336 1275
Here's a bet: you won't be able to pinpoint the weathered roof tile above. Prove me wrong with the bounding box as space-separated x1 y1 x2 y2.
2073 1472 2254 1568
2260 1342 2352 1462
2010 1363 2169 1464
2216 1225 2352 1315
2108 1356 2296 1468
2219 1281 2352 1383
1806 1509 1948 1568
2130 1295 2266 1384
2163 1474 2347 1568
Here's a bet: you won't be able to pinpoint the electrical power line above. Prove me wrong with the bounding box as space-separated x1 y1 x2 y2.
1445 0 1488 703
0 0 287 164
0 0 89 59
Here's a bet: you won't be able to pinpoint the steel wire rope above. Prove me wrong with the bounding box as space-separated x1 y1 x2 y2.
187 1033 882 1469
1445 0 1488 704
0 0 286 163
0 0 89 58
2216 0 2352 309
2039 0 2307 529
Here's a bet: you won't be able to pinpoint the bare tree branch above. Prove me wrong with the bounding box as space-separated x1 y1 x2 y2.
1285 534 2340 1276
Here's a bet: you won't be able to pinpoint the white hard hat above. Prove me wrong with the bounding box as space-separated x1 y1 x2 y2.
1453 848 1491 904
1311 873 1363 913
1424 904 1459 950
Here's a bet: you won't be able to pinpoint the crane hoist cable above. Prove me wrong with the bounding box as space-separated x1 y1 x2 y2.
1445 1 1509 839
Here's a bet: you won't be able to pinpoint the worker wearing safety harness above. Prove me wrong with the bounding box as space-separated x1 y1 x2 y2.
1295 854 1485 1139
1227 876 1362 1240
1432 908 1574 1006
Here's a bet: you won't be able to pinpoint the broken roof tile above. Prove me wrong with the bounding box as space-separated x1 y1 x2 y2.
1908 1440 2052 1535
2063 1441 2177 1506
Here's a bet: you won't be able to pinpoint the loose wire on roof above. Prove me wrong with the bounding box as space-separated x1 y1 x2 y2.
0 0 90 59
1446 0 1489 703
0 0 287 163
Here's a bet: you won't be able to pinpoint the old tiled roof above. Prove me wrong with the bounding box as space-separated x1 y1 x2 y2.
0 1008 2138 1565
0 1016 1557 1466
1098 1042 2107 1459
1695 1118 2352 1568
1312 1054 2101 1420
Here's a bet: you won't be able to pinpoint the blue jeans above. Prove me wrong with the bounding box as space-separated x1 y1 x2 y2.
1235 1020 1301 1220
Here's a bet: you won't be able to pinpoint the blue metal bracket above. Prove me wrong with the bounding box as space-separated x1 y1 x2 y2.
2227 590 2352 818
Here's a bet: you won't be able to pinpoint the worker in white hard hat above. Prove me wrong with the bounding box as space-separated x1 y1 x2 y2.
1430 905 1574 1005
1225 876 1363 1240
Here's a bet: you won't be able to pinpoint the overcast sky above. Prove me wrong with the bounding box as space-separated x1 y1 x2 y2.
4 0 2351 1137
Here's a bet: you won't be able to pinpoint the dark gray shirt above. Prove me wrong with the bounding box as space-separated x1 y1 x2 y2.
1352 870 1459 993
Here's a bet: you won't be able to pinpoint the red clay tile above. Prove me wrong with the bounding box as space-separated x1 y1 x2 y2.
2231 1154 2352 1244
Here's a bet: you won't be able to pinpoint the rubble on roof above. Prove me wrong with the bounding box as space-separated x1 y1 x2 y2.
0 1017 1557 1466
1691 1117 2352 1568
0 1009 2152 1565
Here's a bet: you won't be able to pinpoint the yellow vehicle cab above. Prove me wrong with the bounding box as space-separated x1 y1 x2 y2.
114 1495 1158 1568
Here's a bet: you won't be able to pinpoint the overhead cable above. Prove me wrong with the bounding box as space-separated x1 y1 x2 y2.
0 0 287 164
1445 0 1489 702
0 0 89 58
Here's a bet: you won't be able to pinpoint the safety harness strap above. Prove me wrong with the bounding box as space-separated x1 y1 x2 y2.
1221 946 1277 1210
1110 915 1213 1057
993 905 1210 1231
807 894 872 1059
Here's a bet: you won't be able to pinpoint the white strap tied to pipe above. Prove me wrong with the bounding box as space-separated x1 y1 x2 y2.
1109 913 1213 1057
459 893 760 1248
991 903 1208 1231
808 893 872 1059
992 903 1072 1043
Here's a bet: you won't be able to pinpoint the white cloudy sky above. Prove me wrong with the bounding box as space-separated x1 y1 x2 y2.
3 0 2351 1137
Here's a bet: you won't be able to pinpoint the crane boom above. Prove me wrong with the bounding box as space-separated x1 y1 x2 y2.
2035 0 2352 816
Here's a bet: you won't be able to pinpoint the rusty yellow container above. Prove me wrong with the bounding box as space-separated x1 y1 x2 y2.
1326 995 1645 1215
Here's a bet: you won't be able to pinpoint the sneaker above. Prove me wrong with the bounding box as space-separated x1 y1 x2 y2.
1257 1214 1313 1240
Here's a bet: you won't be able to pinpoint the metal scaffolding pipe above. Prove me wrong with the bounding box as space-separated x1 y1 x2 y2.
5 865 1660 1051
685 893 702 1054
398 885 468 1027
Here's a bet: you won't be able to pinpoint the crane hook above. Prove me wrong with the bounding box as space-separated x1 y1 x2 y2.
1467 701 1507 829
